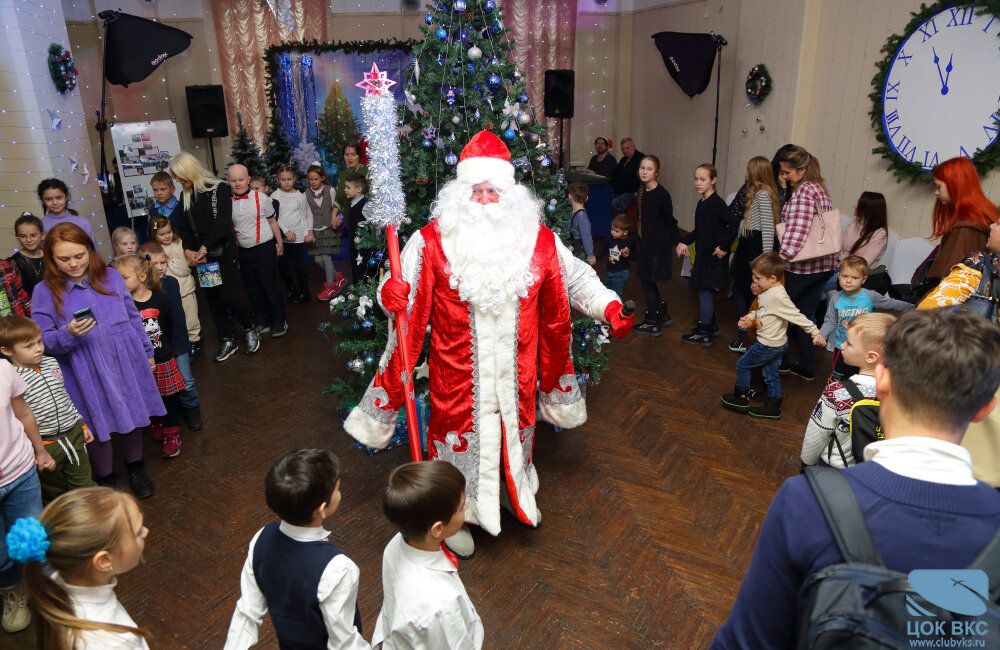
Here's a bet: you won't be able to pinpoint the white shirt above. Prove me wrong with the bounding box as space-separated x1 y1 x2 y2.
372 533 483 650
58 575 149 649
224 521 369 650
864 436 977 485
271 189 310 242
230 190 276 248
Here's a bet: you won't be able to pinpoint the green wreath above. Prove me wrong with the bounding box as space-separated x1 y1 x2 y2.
47 43 78 94
868 1 1000 184
745 64 772 105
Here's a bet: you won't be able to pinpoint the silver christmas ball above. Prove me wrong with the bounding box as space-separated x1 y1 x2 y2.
452 114 461 124
517 112 531 126
742 128 748 134
528 133 539 145
347 359 365 374
756 115 762 122
467 46 482 61
549 198 557 205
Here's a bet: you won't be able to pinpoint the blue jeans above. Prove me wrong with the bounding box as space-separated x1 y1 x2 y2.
605 270 628 298
611 192 636 214
0 469 42 586
698 290 714 324
175 352 200 409
736 341 788 398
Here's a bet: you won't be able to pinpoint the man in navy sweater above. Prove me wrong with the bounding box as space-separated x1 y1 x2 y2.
712 308 1000 649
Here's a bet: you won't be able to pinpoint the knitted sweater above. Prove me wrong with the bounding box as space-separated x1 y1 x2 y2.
800 373 876 468
711 459 1000 649
749 284 819 347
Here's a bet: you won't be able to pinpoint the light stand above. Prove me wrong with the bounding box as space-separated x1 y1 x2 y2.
95 10 119 196
711 34 727 166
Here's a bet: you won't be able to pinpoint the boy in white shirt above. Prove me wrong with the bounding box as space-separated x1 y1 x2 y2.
224 449 367 650
373 461 484 650
801 313 896 468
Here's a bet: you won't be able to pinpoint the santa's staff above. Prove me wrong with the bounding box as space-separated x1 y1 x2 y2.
356 64 422 460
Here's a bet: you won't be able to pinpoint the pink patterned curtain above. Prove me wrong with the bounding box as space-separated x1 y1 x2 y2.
211 1 326 147
506 0 578 165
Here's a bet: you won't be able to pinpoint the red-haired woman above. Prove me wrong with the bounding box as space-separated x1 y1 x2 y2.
926 157 999 283
30 224 163 498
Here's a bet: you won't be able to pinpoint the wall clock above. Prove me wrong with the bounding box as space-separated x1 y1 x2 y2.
869 2 1000 182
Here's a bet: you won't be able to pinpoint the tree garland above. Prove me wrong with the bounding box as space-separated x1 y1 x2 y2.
47 43 78 94
868 0 1000 184
745 64 772 105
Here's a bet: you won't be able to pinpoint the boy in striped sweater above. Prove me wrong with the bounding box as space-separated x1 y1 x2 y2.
0 315 95 503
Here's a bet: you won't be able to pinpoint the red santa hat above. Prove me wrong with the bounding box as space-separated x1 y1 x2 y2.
595 136 613 149
457 130 515 185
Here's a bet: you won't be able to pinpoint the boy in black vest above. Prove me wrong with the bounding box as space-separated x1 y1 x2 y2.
342 173 369 285
224 449 367 650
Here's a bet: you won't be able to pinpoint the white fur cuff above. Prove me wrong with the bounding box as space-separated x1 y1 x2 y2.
456 157 515 185
536 398 587 430
343 406 396 449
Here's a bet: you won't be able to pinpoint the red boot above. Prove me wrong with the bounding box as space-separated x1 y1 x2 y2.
161 426 181 458
149 416 164 441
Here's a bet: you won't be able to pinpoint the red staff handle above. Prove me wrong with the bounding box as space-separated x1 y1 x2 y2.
385 224 422 461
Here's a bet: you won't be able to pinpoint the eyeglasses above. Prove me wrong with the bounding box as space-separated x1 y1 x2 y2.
15 233 41 241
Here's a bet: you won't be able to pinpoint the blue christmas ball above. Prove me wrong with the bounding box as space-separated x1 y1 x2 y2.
487 74 502 90
467 63 476 75
473 83 479 91
340 310 350 319
541 156 552 167
365 355 377 366
459 29 469 41
424 13 433 24
503 128 516 140
490 57 499 66
362 319 374 330
435 27 448 40
484 0 496 12
422 138 434 150
454 0 466 12
445 152 458 165
374 250 385 261
546 203 557 214
579 340 587 349
490 19 502 34
519 93 529 103
368 257 377 268
352 322 361 332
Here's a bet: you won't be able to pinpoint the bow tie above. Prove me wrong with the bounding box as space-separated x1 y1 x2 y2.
232 194 250 200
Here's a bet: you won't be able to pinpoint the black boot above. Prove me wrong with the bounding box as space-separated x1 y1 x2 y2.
721 385 751 412
657 302 672 327
632 311 661 336
185 406 203 431
748 396 783 420
124 461 155 499
189 341 201 363
707 319 721 337
681 322 713 347
94 472 118 487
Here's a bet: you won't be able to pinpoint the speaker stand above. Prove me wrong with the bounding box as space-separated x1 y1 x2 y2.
206 138 218 176
557 118 566 170
710 34 727 167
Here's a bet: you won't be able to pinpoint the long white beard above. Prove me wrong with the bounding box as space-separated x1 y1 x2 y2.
434 182 542 315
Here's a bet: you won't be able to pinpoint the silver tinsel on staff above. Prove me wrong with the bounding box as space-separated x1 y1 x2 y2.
360 92 406 229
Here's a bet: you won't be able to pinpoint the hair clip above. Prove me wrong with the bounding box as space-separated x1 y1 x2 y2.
20 211 33 217
6 517 49 563
144 254 152 261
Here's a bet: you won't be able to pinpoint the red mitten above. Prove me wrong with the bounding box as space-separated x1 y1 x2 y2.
381 278 411 313
604 301 634 339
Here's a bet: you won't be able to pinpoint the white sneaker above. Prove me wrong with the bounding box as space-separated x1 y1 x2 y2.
444 524 474 559
1 582 30 633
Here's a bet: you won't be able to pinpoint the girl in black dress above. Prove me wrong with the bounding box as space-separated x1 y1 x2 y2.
632 155 679 336
675 164 736 346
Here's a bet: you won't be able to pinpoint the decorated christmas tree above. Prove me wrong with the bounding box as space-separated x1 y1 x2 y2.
326 0 612 405
229 112 267 177
263 111 298 185
315 79 361 171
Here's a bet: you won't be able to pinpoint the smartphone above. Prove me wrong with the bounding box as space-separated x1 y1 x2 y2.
72 307 96 323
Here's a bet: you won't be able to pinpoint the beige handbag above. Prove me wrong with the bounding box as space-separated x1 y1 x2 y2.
776 205 842 262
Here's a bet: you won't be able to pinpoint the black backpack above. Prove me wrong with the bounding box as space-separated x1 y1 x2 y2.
798 466 1000 649
826 377 881 466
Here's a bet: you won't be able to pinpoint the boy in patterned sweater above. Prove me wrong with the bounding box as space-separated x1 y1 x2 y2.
801 313 896 469
0 315 94 503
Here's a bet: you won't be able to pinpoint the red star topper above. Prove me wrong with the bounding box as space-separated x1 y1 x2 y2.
355 62 397 96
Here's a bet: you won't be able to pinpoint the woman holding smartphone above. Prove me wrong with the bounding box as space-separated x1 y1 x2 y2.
31 223 163 499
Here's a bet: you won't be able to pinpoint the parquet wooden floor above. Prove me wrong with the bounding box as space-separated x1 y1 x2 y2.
7 261 831 649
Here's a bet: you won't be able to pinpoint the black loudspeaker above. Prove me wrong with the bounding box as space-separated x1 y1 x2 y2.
544 70 575 118
185 85 229 139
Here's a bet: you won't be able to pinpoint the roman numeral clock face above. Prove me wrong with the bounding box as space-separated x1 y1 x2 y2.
881 6 1000 170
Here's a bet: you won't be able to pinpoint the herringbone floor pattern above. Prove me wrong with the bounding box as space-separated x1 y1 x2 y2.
7 264 830 649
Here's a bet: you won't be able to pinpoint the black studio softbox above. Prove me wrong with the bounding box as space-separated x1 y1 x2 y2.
103 12 192 87
652 32 717 97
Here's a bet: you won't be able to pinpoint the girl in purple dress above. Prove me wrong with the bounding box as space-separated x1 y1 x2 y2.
35 178 96 245
30 223 164 499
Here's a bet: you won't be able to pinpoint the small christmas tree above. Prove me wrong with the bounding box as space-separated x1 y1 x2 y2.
229 111 267 178
315 79 362 171
326 0 613 406
263 111 298 186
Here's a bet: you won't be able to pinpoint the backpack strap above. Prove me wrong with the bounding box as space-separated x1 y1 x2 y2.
804 466 885 566
840 376 865 402
967 527 1000 601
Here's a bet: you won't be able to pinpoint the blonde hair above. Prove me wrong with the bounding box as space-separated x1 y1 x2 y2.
111 254 162 293
167 152 221 211
22 488 151 650
636 155 661 221
744 156 780 234
847 312 897 352
839 254 869 276
110 227 138 254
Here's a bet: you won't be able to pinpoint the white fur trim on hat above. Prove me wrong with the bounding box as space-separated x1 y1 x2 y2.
456 156 515 185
